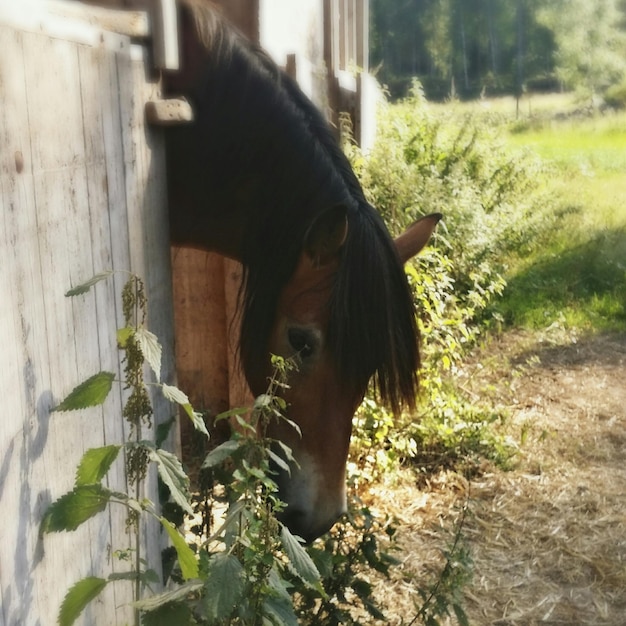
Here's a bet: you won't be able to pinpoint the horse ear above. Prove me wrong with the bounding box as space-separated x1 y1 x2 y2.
304 205 349 267
394 213 442 264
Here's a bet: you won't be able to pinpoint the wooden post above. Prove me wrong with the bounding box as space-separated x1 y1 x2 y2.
356 0 368 73
151 0 179 70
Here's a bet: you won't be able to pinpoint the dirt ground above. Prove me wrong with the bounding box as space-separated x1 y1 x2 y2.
369 329 626 626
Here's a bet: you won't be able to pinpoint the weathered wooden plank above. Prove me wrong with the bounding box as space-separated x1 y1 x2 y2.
171 248 230 418
0 2 129 59
355 0 368 71
75 40 137 620
224 258 253 409
88 37 138 620
0 29 42 626
0 12 171 623
20 28 117 625
0 26 94 625
119 42 173 595
0 27 61 626
171 250 253 460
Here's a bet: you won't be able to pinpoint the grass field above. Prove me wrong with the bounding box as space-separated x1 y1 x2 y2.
473 95 626 332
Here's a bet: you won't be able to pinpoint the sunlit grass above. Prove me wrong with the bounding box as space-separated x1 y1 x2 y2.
507 114 626 173
479 95 626 332
431 92 575 119
428 93 626 332
497 225 626 331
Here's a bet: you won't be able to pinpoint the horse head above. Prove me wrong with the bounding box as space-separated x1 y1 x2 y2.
252 207 442 542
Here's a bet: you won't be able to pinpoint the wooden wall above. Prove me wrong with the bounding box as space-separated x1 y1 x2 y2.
0 5 174 625
171 249 251 456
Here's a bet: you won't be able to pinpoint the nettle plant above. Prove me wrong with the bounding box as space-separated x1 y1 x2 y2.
42 273 398 626
42 272 209 625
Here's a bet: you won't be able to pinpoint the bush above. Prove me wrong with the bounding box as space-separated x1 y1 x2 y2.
351 82 547 291
604 79 626 109
347 80 546 473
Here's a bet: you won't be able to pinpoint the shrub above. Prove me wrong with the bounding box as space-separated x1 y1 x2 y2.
351 82 547 292
604 79 626 109
346 81 542 473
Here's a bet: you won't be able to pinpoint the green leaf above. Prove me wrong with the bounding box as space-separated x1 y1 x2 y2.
159 517 199 580
274 441 296 464
208 500 247 542
160 383 189 406
263 594 299 626
107 568 160 586
307 546 334 578
75 445 121 486
161 384 209 438
155 416 176 448
268 449 291 474
214 406 249 423
254 394 272 410
58 577 108 626
267 567 292 602
42 484 112 533
203 553 245 621
65 271 113 297
54 372 115 411
201 440 241 469
135 579 204 612
280 525 321 587
265 569 298 624
141 602 193 626
135 326 162 380
116 326 133 348
453 603 470 626
233 413 257 434
148 448 192 514
351 578 385 620
281 417 302 438
186 407 210 438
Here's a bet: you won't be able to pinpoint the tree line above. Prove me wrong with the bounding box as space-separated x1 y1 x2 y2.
370 0 626 101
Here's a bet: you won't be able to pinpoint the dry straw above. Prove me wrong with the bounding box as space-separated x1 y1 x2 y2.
361 330 626 626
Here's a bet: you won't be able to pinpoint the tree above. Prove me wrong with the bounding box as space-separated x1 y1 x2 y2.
370 0 626 100
538 0 626 101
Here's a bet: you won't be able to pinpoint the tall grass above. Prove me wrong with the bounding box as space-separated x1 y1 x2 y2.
491 98 626 331
508 113 626 172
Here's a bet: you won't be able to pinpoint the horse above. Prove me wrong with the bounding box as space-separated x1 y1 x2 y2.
164 0 441 542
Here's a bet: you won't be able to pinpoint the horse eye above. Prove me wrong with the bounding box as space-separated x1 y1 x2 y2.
288 328 315 358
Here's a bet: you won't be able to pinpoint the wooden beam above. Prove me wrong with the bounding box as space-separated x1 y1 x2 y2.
145 97 194 125
45 0 149 38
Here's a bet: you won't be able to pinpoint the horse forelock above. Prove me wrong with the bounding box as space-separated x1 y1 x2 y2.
238 203 420 413
330 206 420 413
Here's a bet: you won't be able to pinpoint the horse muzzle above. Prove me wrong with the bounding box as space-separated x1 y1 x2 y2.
271 450 347 543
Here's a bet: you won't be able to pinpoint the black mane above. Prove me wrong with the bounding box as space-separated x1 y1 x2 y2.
174 0 420 411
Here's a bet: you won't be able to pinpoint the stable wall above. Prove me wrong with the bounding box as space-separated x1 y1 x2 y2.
0 4 174 624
